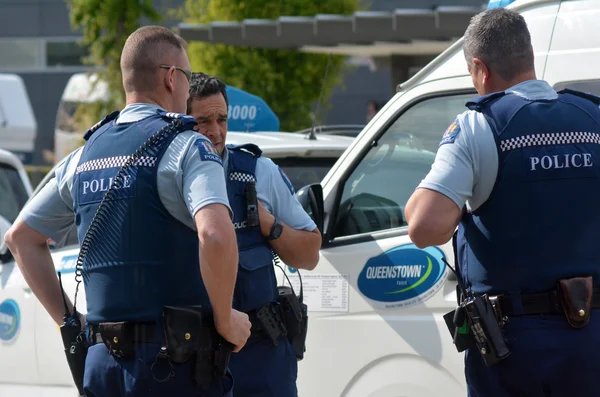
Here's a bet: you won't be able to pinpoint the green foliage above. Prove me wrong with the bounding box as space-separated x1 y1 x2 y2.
180 0 363 131
66 0 161 126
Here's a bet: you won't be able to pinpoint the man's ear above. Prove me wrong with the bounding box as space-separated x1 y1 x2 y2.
164 66 176 93
472 58 490 85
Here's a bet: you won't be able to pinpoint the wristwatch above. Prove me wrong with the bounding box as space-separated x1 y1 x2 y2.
268 218 283 240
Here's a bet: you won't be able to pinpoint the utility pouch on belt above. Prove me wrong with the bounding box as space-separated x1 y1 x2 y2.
256 303 287 346
162 306 233 389
98 322 136 358
464 295 511 366
291 302 308 360
60 316 88 396
58 272 87 396
278 285 308 360
557 276 593 329
443 306 474 353
162 305 206 363
192 311 234 389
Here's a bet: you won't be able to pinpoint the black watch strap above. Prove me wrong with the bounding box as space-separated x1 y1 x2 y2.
268 218 283 240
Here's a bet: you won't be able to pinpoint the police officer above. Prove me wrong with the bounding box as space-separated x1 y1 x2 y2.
405 8 600 397
5 26 251 396
187 72 321 397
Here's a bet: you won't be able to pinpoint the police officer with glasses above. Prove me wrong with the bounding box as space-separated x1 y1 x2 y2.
5 26 250 397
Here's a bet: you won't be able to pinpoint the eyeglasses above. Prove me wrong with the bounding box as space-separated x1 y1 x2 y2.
159 64 192 82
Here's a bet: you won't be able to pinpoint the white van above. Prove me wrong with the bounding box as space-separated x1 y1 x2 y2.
54 73 109 164
291 1 600 396
1 0 599 396
0 74 37 165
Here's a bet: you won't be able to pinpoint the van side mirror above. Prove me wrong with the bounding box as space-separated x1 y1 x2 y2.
295 183 325 233
0 215 13 264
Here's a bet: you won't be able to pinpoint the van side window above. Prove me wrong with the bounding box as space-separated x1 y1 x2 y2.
554 80 600 96
333 93 474 238
0 164 29 224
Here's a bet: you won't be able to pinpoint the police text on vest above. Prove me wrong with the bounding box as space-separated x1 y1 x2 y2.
82 175 133 194
529 153 593 171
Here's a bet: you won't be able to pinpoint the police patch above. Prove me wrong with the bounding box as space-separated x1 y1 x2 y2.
278 167 295 195
439 119 461 146
195 139 222 165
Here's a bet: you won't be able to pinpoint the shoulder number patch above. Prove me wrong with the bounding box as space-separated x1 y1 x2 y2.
439 119 461 147
278 167 295 195
195 139 222 165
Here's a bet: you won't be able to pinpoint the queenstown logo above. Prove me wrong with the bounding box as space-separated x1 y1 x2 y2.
357 244 448 309
0 299 21 343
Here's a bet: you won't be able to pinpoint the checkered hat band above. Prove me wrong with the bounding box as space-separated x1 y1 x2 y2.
76 156 157 174
229 172 256 182
500 132 600 152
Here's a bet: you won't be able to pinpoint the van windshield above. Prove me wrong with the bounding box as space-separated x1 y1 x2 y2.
56 100 105 135
272 157 338 192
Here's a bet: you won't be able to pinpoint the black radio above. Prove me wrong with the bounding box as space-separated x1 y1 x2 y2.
441 255 511 366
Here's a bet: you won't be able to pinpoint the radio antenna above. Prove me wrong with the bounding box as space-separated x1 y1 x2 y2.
308 53 333 141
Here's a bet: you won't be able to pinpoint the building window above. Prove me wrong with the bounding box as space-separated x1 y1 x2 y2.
46 41 88 67
0 39 43 69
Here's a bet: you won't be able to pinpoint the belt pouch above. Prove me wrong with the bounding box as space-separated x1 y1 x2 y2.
557 276 593 329
98 322 135 358
290 302 308 360
162 305 205 363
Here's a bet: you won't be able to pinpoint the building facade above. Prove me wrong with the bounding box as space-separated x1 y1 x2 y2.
0 0 484 168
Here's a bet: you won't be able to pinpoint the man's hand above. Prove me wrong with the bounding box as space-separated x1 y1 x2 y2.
215 309 252 353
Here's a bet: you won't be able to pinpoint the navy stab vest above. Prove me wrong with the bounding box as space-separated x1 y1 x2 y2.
225 144 278 313
73 110 210 324
457 88 600 295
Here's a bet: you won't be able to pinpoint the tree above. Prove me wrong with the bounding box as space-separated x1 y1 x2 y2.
67 0 161 128
179 0 362 131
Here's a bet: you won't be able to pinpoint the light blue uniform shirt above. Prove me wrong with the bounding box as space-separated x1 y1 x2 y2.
222 148 316 232
20 103 231 247
418 80 559 212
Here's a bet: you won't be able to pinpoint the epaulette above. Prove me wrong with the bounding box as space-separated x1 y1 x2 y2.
226 143 262 157
558 88 600 105
465 92 506 111
156 110 197 124
83 110 120 141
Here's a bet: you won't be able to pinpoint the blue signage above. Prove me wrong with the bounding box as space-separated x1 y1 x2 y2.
225 86 279 132
59 254 79 274
0 299 21 343
357 244 448 309
487 0 517 9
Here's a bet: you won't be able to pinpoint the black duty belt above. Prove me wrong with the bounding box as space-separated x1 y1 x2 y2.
495 288 600 316
89 322 157 345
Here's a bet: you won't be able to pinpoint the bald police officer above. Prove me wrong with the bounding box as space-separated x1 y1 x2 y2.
5 26 250 397
405 8 600 397
187 72 321 397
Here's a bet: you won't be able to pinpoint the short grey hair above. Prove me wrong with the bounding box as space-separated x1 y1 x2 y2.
121 26 188 93
463 8 534 81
